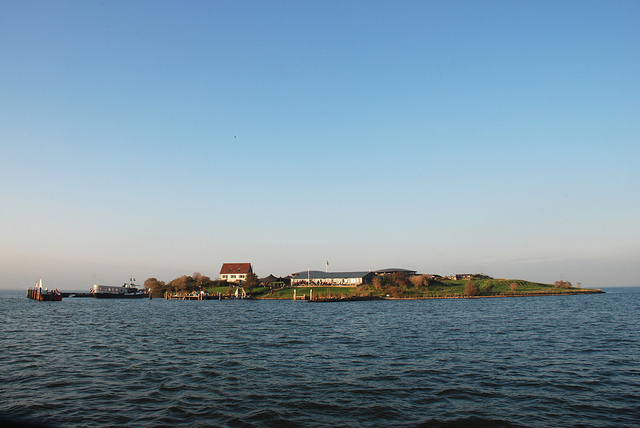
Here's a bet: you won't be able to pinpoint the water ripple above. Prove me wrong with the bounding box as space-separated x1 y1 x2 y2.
1 289 640 427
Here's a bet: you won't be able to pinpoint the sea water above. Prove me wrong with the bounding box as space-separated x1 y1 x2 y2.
1 288 639 427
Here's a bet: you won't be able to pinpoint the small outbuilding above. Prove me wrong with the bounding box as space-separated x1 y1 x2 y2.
260 274 288 287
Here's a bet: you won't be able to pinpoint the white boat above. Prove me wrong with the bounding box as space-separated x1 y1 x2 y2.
91 276 149 299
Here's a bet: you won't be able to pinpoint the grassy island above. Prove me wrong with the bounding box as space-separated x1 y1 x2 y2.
206 277 602 301
252 278 602 300
146 273 602 300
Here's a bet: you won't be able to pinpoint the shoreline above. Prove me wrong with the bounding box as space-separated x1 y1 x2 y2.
267 288 605 302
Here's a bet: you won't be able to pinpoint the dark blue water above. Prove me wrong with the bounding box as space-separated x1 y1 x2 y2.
1 289 639 427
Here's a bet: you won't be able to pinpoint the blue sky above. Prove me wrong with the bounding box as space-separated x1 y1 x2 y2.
1 0 638 289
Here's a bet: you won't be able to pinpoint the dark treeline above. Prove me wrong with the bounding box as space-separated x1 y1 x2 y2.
554 280 573 289
144 272 261 298
144 272 219 298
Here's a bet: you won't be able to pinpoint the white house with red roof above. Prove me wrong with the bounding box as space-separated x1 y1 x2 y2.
219 263 253 283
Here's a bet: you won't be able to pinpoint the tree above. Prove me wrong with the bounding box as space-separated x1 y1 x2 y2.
384 284 403 298
465 281 479 296
483 282 493 295
554 280 571 289
193 272 214 291
392 271 410 287
243 272 260 291
145 277 168 298
409 275 429 289
372 276 383 292
170 275 196 293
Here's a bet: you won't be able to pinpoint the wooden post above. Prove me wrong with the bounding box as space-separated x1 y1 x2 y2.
293 289 297 301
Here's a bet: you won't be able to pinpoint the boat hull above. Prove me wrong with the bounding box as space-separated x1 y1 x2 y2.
93 292 149 298
91 281 149 299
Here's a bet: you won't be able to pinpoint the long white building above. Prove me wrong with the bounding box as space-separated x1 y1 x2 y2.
290 270 375 286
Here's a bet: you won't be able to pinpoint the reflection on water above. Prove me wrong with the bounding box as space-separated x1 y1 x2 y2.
1 289 639 427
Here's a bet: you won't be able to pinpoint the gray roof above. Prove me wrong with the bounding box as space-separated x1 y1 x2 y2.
291 270 373 280
373 268 417 274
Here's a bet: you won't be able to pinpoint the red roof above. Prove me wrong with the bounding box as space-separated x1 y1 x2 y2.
220 263 253 275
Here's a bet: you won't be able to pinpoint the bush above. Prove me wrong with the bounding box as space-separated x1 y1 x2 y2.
465 281 479 296
243 272 260 291
384 285 403 298
554 280 572 289
145 277 168 297
482 282 493 295
409 275 429 289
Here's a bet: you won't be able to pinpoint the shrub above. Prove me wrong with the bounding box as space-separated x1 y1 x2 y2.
409 275 429 289
482 282 493 295
384 285 403 298
243 272 260 291
372 276 383 292
465 281 479 296
554 280 572 289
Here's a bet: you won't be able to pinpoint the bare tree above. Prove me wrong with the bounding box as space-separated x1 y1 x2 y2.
409 275 428 289
554 280 572 289
465 281 479 296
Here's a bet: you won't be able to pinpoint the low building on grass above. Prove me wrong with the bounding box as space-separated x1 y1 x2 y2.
290 270 375 286
373 268 417 276
260 274 289 288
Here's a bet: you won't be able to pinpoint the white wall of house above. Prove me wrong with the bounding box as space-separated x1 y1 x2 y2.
291 275 366 286
220 273 247 282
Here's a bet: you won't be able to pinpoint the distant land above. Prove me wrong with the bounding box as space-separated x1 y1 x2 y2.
255 278 602 301
149 272 603 301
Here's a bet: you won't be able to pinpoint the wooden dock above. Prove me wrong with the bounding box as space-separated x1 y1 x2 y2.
27 288 62 301
166 292 206 300
165 292 222 300
165 292 250 301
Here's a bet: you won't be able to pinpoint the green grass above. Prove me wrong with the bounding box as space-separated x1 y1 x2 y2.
247 279 602 299
262 286 357 299
201 279 602 300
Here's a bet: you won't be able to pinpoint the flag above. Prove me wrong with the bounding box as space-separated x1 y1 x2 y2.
326 260 329 265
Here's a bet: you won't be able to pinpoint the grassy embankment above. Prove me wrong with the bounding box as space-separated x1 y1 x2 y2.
207 278 603 300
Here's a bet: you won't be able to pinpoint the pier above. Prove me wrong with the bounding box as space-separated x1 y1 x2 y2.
27 288 62 301
164 292 246 300
165 292 210 300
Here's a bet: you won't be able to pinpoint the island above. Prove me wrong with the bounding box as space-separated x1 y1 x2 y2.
143 271 603 301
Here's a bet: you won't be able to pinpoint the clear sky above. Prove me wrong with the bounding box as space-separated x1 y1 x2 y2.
1 0 638 290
